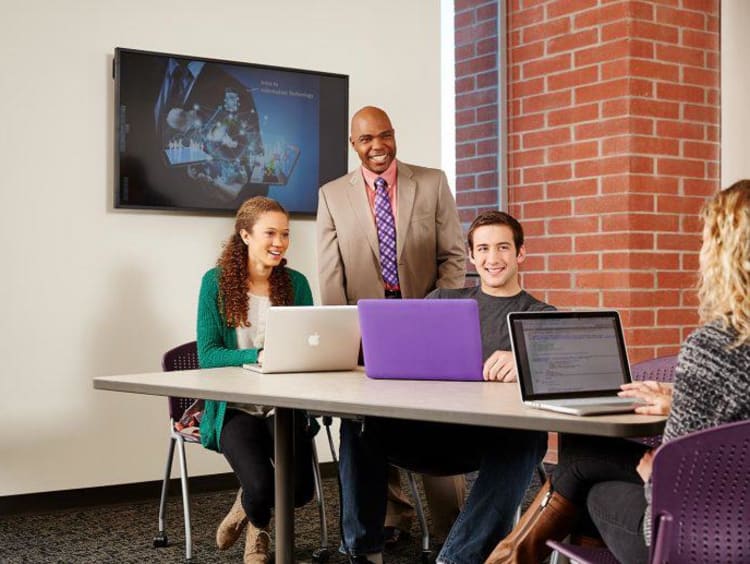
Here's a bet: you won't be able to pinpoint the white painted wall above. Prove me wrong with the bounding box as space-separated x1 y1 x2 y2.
441 0 456 193
721 0 750 185
0 0 442 496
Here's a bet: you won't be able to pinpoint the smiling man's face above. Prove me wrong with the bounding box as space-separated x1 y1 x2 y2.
469 224 526 297
349 107 397 174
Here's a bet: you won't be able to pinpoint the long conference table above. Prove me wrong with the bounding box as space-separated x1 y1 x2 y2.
93 367 666 563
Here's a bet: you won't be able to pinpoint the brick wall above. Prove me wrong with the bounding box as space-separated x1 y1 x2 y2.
455 0 502 225
457 0 721 363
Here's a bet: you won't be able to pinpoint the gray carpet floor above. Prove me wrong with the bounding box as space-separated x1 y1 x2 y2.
0 469 547 564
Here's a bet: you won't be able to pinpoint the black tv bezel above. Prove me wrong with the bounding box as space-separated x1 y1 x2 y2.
113 47 349 216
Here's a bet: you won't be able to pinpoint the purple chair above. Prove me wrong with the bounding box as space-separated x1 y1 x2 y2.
630 355 678 449
630 354 677 384
548 419 750 563
153 341 331 563
152 342 201 562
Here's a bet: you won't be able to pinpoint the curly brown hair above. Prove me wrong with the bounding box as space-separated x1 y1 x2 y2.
217 197 294 328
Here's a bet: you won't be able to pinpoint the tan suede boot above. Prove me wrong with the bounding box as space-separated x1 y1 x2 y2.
216 489 248 550
244 522 272 564
484 480 577 564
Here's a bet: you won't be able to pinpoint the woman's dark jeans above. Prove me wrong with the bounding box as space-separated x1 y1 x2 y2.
220 408 314 527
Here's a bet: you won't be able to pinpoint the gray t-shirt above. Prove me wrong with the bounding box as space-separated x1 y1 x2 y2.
426 286 555 361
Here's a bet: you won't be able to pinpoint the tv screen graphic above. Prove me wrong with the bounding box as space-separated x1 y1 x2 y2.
114 48 349 215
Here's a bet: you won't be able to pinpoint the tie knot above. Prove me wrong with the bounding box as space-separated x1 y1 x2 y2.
374 177 387 191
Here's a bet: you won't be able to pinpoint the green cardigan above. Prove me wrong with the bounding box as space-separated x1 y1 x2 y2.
196 266 313 451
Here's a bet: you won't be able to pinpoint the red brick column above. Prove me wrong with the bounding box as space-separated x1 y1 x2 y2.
505 0 720 362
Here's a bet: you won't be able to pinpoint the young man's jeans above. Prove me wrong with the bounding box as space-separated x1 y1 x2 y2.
339 416 546 564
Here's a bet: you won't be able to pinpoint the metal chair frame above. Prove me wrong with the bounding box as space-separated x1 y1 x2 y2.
154 341 331 563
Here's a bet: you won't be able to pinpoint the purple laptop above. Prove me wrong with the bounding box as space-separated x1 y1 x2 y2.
358 299 484 381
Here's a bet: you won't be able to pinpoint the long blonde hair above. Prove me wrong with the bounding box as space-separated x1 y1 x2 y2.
697 179 750 344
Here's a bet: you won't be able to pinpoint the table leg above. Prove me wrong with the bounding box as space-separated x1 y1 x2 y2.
275 407 295 563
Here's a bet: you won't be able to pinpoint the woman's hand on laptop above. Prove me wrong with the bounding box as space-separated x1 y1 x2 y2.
618 380 673 415
483 351 517 382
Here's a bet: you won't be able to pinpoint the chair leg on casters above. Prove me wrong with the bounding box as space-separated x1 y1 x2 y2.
154 436 176 548
405 471 431 563
311 441 331 563
176 435 193 563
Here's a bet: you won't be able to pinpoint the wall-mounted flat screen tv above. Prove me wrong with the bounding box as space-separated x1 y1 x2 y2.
114 48 349 215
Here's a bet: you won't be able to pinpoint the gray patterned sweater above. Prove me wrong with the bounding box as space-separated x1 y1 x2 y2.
644 320 750 544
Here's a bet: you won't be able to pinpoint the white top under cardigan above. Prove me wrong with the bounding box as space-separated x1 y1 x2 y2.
229 293 273 417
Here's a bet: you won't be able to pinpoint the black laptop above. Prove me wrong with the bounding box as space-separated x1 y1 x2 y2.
508 310 644 416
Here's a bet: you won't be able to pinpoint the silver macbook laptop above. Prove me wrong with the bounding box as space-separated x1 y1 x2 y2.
508 310 644 416
243 305 360 373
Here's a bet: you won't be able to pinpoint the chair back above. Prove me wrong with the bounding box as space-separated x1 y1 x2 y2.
631 355 677 383
650 419 750 563
630 355 677 448
162 341 200 422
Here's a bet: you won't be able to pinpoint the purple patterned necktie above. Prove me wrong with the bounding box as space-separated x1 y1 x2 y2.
373 177 400 287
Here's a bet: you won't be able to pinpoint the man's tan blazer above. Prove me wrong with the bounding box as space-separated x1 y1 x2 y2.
317 160 466 305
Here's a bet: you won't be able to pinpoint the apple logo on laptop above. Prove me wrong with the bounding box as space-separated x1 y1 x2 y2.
307 333 320 347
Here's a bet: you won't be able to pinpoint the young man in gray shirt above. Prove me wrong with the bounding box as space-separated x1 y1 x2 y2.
429 210 554 380
340 211 554 564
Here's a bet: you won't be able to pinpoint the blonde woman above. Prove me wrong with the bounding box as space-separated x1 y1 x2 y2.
592 179 750 562
487 180 750 564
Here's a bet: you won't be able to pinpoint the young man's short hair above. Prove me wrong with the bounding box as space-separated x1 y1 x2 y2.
467 211 524 256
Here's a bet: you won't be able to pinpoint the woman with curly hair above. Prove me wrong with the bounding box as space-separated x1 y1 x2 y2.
486 180 750 564
196 196 314 563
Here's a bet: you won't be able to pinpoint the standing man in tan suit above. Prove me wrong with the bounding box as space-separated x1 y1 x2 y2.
316 106 466 546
